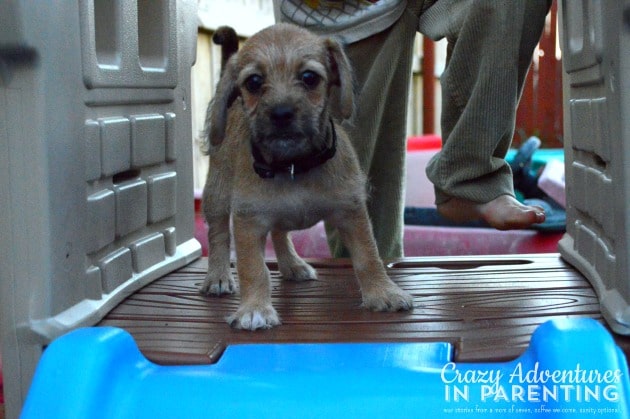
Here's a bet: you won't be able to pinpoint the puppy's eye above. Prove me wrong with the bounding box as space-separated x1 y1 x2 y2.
300 70 321 89
244 74 264 94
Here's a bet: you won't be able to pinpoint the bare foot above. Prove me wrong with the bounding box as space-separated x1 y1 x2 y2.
437 194 546 230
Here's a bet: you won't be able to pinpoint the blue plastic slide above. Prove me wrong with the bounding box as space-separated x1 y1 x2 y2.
21 318 629 418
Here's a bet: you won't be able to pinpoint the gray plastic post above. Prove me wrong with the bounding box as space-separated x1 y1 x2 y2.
0 1 200 417
558 0 630 334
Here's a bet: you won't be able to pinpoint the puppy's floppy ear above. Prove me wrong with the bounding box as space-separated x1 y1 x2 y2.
204 55 240 148
325 38 355 121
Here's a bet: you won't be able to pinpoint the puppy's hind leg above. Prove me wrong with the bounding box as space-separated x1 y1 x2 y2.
271 230 317 281
200 212 236 295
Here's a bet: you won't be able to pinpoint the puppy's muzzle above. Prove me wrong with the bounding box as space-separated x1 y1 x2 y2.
251 119 337 179
270 105 295 129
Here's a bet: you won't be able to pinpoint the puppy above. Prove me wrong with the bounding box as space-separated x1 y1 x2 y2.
200 23 413 330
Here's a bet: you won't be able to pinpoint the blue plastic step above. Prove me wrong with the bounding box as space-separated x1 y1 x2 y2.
22 318 629 418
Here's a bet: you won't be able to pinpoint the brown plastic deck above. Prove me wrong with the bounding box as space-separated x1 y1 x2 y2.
99 254 630 365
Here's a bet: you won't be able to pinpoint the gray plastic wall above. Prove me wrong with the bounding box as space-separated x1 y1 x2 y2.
0 1 200 417
558 0 630 334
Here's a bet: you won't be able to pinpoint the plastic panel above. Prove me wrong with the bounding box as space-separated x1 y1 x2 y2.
558 0 630 334
0 1 200 418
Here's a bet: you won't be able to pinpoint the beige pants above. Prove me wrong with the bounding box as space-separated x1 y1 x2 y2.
329 0 551 258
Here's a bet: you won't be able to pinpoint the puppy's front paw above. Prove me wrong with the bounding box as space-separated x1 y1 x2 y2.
227 304 281 330
362 284 414 312
200 272 236 296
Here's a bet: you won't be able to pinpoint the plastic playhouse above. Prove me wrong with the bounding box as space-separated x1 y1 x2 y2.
3 1 630 418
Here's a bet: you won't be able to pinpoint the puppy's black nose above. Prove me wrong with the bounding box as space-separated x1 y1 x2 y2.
270 105 295 128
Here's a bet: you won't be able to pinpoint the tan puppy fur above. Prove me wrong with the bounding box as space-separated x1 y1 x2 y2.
200 23 413 330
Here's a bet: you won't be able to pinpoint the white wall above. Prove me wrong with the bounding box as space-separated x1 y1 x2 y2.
197 0 275 36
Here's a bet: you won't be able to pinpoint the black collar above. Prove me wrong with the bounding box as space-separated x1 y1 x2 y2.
251 119 337 179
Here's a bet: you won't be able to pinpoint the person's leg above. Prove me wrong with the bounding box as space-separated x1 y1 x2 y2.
327 3 423 258
425 0 551 229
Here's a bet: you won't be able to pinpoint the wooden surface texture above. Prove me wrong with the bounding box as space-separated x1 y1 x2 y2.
99 254 630 365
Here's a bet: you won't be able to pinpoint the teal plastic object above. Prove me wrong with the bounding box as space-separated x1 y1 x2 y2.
22 319 629 418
